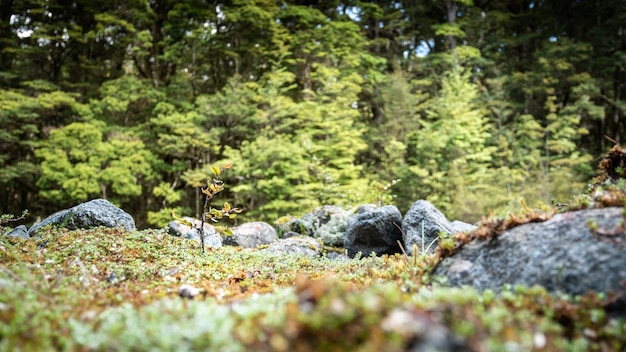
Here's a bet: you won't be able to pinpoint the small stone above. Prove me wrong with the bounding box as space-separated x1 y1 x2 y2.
265 236 322 258
178 284 200 299
282 231 300 239
81 310 98 322
107 272 118 284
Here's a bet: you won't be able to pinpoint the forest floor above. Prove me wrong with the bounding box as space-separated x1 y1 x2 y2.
1 226 625 351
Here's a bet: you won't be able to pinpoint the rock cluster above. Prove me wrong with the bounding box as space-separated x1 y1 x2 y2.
167 216 223 249
5 197 626 313
2 199 476 259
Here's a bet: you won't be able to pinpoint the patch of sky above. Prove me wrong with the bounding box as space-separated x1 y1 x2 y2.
10 14 33 38
345 6 360 21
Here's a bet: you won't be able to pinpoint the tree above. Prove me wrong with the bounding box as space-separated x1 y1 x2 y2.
402 67 496 220
145 102 216 226
0 81 80 215
0 89 39 214
2 0 623 227
195 78 259 156
36 121 156 208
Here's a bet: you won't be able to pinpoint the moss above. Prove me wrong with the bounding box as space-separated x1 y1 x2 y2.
1 227 626 350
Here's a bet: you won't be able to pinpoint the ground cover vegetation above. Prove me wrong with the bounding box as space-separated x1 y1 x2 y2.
2 224 626 351
2 1 626 348
1 0 621 227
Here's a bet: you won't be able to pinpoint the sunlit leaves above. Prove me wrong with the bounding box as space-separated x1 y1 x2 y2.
171 211 192 227
402 67 497 219
152 182 182 204
215 225 233 237
91 76 164 126
204 203 242 223
192 163 242 252
36 121 156 205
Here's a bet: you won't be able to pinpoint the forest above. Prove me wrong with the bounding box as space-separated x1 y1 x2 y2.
1 0 624 228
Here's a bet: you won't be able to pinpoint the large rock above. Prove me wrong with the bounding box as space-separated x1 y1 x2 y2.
434 207 626 312
28 199 135 236
315 209 352 247
344 205 404 258
356 204 378 214
402 200 476 256
264 236 322 258
290 206 351 246
167 217 222 249
224 222 277 248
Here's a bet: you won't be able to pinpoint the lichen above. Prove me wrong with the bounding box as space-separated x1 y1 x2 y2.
316 211 351 247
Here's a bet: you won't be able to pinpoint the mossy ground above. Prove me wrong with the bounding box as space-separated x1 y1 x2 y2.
1 226 625 351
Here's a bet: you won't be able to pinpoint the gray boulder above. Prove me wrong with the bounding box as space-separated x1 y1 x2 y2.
316 210 351 247
356 204 378 214
5 225 29 240
434 207 626 312
291 205 345 235
224 222 277 248
167 217 222 249
402 200 475 256
344 205 404 258
264 236 322 258
451 220 477 233
275 215 298 238
28 199 135 236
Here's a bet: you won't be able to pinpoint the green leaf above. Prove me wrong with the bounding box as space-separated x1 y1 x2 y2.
216 226 233 237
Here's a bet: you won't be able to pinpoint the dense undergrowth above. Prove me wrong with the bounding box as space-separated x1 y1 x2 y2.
1 226 626 351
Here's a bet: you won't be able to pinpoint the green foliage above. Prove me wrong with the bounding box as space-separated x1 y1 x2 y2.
221 133 315 220
196 163 242 253
0 0 617 227
36 121 156 205
195 78 258 154
91 75 165 125
400 67 497 220
0 89 39 185
148 206 185 229
0 210 29 227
